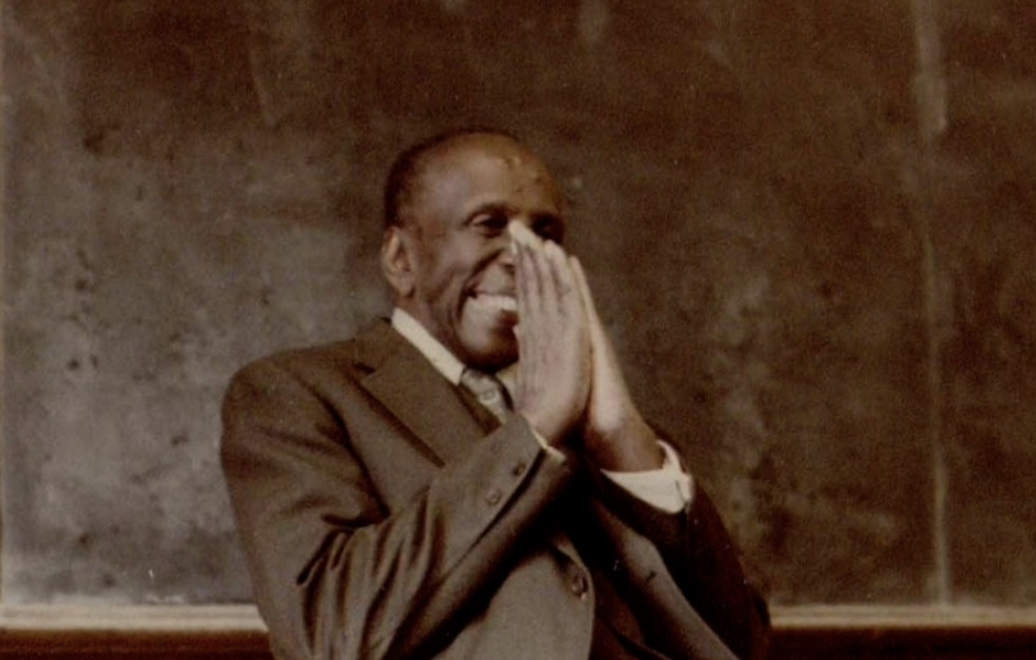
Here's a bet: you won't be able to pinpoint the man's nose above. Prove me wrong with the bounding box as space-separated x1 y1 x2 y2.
496 217 534 271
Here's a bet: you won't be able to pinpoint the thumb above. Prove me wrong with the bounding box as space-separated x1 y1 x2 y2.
570 256 602 331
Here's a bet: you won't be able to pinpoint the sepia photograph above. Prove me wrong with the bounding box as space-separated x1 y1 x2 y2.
2 1 1034 658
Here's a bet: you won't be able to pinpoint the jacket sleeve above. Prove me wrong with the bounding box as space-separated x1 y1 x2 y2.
220 358 574 659
591 457 771 660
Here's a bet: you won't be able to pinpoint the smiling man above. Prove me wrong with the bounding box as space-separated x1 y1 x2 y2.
221 130 769 659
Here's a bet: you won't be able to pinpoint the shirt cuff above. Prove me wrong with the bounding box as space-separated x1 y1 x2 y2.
600 440 694 513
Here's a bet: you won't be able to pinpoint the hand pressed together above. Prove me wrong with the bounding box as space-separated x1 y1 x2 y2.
510 222 661 471
512 232 591 443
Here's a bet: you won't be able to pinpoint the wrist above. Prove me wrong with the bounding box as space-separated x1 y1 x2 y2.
585 413 661 471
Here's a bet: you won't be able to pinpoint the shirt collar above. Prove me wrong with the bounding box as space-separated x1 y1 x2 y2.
391 308 466 386
390 307 519 398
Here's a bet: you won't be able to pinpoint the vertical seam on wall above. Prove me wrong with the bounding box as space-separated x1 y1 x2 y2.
910 0 950 604
0 0 7 603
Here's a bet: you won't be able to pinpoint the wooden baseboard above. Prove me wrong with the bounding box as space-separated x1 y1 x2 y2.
0 605 268 657
771 605 1036 659
2 604 1035 658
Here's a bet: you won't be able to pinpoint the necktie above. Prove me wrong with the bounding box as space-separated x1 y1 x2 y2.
460 368 512 423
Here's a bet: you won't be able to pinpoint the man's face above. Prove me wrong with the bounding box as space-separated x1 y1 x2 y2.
400 135 565 370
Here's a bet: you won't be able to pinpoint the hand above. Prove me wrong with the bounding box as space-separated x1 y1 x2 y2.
513 236 591 444
570 259 662 471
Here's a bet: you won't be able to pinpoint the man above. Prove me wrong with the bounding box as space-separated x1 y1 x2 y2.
221 130 768 659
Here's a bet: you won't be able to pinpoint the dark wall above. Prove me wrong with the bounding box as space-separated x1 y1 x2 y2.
3 0 1034 606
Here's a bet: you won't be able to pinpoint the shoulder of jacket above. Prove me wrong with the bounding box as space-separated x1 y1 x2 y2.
230 317 403 387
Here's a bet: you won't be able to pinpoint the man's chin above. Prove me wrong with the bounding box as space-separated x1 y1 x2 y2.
460 333 518 371
455 305 518 369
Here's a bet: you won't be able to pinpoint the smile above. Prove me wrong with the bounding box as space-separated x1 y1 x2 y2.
468 292 517 314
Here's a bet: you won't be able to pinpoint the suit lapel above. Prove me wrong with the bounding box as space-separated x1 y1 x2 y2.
356 320 486 467
354 320 582 562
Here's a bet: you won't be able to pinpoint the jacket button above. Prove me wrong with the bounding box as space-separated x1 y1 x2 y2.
486 489 502 506
512 461 527 477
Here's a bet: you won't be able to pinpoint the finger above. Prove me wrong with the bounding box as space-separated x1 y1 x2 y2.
543 241 572 304
515 243 530 323
549 245 586 328
522 243 554 346
569 256 601 326
572 256 622 371
516 242 540 320
555 244 579 296
529 239 555 312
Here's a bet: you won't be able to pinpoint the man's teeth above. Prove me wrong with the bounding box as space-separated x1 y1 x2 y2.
475 294 517 312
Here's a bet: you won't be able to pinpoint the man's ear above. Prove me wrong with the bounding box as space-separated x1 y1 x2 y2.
380 226 416 298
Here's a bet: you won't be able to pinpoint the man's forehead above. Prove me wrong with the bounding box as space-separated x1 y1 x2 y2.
413 135 560 206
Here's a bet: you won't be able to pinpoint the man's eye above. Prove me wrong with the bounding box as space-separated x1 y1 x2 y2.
533 221 564 244
473 214 508 233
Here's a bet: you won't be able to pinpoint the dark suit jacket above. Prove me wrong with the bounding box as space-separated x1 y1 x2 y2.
221 319 768 659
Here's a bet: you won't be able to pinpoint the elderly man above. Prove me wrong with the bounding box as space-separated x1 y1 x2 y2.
221 130 768 659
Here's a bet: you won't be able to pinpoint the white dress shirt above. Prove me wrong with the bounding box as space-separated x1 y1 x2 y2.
391 308 693 512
